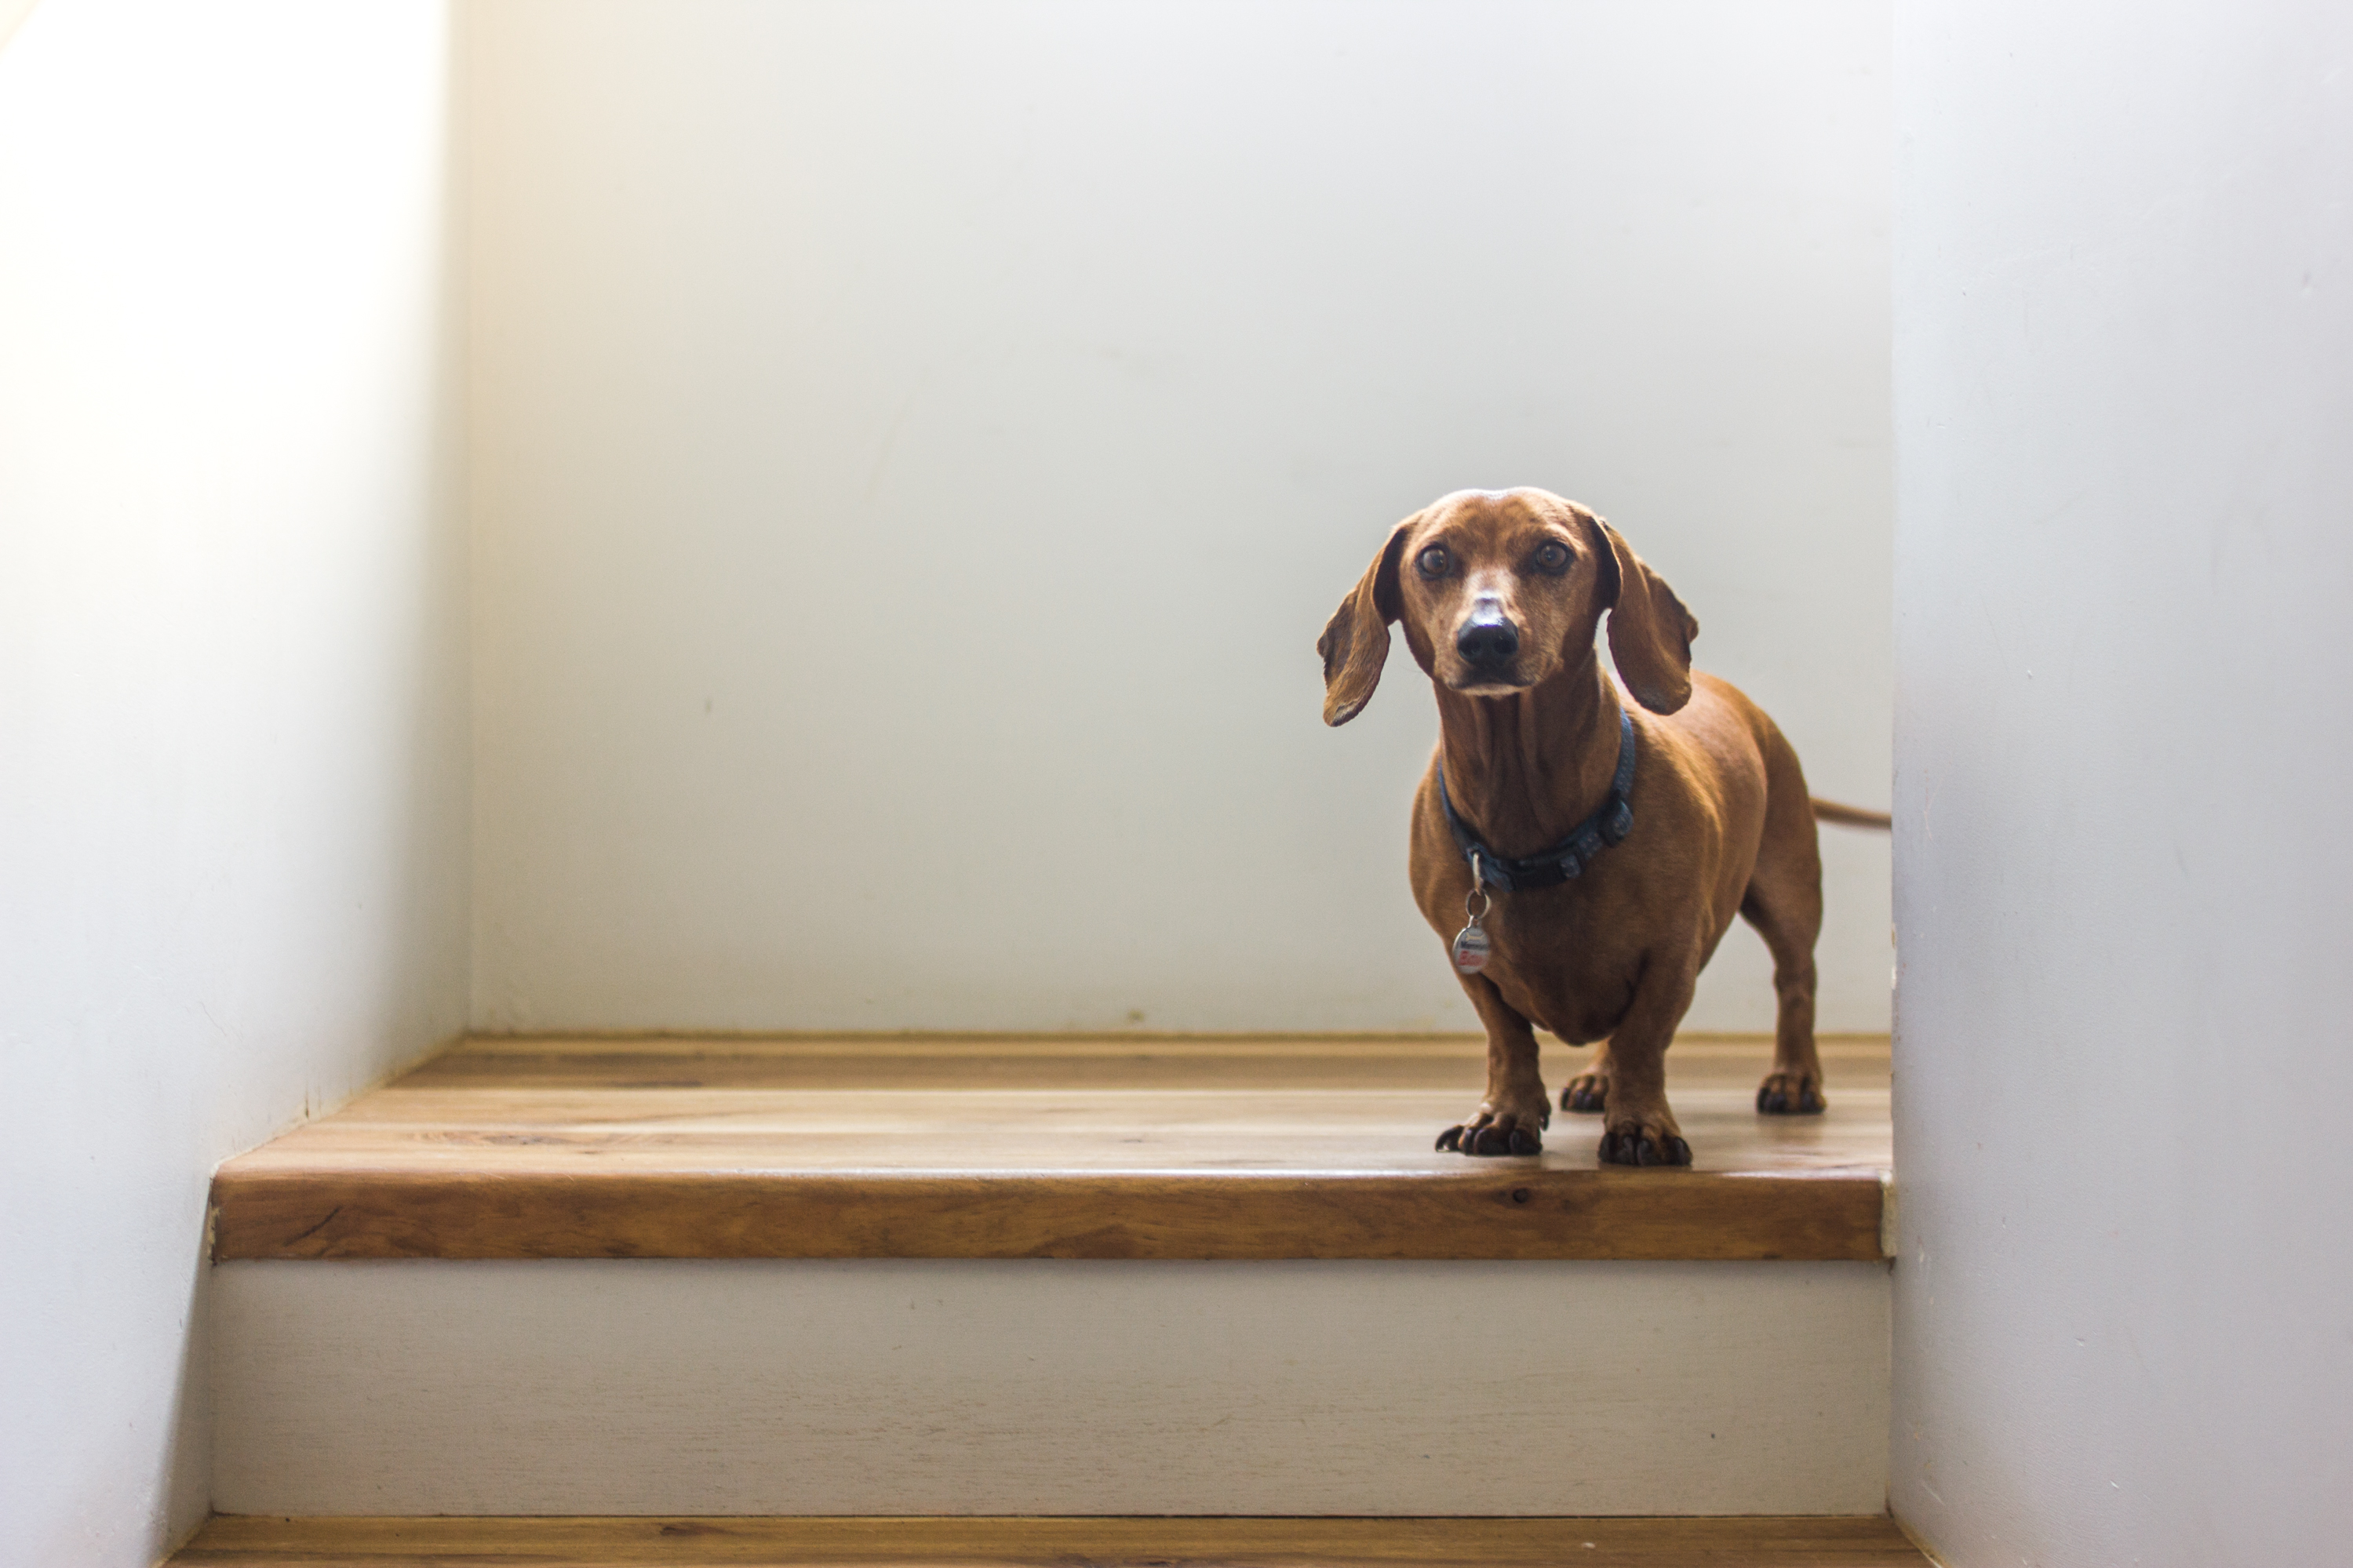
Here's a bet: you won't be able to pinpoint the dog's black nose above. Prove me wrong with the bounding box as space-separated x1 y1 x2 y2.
1456 609 1521 670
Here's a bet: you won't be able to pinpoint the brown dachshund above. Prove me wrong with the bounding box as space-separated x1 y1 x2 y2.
1318 487 1875 1166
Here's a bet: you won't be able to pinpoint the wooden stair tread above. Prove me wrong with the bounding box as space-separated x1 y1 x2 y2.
209 1035 1891 1262
175 1514 1931 1566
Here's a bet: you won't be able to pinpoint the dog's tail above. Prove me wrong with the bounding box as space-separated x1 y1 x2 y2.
1811 798 1892 831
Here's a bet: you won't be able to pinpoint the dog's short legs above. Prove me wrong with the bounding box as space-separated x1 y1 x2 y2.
1743 882 1824 1113
1436 975 1550 1157
1743 739 1828 1115
1595 962 1696 1166
1753 949 1825 1113
1560 1039 1612 1114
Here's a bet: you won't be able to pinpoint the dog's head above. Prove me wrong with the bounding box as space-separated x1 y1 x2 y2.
1317 488 1696 725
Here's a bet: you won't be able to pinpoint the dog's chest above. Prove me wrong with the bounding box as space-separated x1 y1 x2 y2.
1477 900 1642 1041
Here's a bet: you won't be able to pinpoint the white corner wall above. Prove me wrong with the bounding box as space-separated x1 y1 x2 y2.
1892 5 2353 1563
0 2 465 1560
464 0 1893 1036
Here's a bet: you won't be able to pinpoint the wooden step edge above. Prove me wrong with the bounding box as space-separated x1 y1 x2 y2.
174 1514 1931 1566
208 1166 1888 1263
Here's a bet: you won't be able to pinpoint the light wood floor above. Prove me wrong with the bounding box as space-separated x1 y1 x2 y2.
210 1034 1891 1263
174 1514 1931 1566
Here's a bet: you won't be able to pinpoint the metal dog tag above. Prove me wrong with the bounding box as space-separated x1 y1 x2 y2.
1453 852 1495 974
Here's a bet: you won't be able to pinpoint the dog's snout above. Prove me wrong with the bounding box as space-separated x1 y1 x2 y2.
1456 599 1521 670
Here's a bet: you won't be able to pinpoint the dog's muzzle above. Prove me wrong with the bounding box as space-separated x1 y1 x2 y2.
1455 601 1520 671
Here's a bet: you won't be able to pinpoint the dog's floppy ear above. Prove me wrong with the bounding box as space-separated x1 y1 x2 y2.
1317 518 1415 726
1589 515 1698 715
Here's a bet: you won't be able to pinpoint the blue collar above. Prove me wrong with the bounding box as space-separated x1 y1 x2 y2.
1437 708 1637 893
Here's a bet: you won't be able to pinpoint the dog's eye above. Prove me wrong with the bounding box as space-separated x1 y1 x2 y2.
1415 545 1452 578
1533 540 1572 575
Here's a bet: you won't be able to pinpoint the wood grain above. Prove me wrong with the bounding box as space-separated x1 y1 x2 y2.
209 1034 1891 1263
177 1514 1931 1566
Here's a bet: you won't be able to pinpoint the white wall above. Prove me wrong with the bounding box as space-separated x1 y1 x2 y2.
1892 5 2353 1563
0 1 37 54
465 0 1894 1035
0 3 465 1560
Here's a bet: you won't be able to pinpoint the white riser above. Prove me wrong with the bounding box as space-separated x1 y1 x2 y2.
212 1258 1889 1515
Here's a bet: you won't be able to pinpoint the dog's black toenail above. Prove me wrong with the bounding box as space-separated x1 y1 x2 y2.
1666 1137 1691 1165
1437 1128 1461 1151
1800 1087 1824 1113
1635 1136 1657 1166
1509 1128 1539 1155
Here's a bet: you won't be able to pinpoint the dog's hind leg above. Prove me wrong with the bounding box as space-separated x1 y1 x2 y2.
1743 729 1827 1115
1436 976 1551 1156
1560 1038 1611 1113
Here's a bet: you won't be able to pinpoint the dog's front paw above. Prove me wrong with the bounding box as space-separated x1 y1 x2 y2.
1598 1115 1692 1167
1437 1104 1548 1156
1561 1070 1609 1114
1755 1071 1826 1115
